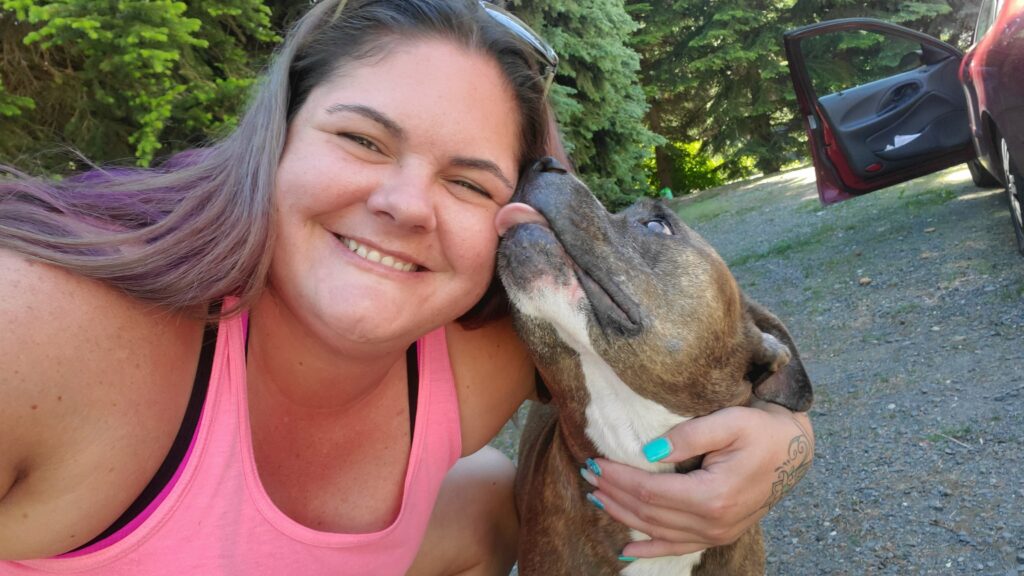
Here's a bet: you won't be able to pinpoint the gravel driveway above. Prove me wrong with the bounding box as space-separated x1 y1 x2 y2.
674 165 1023 575
492 164 1023 575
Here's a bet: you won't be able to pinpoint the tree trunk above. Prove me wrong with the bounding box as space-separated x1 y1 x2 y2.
756 154 783 176
647 102 674 191
751 113 783 175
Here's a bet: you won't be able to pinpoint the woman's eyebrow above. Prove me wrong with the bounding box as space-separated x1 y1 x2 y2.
451 157 514 193
325 103 405 139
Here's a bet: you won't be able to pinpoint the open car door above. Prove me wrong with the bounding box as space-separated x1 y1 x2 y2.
784 19 976 204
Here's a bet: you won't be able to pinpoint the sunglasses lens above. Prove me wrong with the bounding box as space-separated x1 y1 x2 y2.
481 2 558 89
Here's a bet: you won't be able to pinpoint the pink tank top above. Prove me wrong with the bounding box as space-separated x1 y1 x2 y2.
2 312 462 575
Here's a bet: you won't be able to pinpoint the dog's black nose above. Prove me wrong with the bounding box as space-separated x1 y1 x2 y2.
533 156 567 174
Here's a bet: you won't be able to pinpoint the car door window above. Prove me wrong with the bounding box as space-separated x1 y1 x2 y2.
974 0 998 42
802 30 926 99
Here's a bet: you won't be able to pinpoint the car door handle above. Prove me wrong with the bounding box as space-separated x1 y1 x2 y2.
879 83 921 115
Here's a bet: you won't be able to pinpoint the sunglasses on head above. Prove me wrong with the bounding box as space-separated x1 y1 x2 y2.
480 1 559 94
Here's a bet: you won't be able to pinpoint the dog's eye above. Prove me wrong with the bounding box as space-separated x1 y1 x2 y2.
643 218 674 235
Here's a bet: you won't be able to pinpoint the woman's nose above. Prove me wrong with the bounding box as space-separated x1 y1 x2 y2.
366 168 437 232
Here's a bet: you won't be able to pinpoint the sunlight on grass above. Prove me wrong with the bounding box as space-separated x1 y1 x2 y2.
735 167 817 194
937 167 971 185
727 221 856 267
787 167 818 186
956 188 1003 202
899 187 957 209
797 198 825 213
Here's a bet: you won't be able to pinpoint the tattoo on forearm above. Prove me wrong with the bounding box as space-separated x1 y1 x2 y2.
763 419 812 510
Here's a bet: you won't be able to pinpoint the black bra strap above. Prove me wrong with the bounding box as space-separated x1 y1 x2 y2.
407 342 419 436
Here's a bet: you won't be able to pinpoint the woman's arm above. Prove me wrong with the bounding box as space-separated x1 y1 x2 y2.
0 250 103 559
0 249 203 560
581 400 814 558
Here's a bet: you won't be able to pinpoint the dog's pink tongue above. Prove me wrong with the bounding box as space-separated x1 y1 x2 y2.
495 202 550 236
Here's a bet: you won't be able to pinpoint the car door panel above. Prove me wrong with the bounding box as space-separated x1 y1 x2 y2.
785 19 976 203
816 57 969 180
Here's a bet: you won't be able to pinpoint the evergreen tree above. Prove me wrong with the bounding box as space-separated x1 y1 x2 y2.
631 0 803 183
0 0 278 170
511 0 661 209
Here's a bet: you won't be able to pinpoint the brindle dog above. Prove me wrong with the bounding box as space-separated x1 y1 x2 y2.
496 157 813 576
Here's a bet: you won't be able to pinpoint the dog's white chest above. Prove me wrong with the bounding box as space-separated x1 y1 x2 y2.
622 551 704 576
577 350 690 469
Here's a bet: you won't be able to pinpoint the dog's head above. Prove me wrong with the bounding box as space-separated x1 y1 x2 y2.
497 158 812 416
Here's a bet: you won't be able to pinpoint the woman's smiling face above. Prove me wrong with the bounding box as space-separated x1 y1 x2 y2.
268 37 523 347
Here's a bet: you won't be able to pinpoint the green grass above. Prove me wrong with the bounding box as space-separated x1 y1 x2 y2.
969 259 997 276
796 198 826 214
925 425 973 443
940 264 969 285
673 197 734 224
993 280 1024 302
896 186 957 211
727 221 857 267
1002 284 1024 302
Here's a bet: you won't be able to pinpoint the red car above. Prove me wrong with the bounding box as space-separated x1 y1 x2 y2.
784 0 1024 255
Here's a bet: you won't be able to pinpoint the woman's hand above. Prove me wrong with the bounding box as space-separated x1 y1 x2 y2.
582 400 814 559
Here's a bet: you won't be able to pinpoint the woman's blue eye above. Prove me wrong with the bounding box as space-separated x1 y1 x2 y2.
643 219 673 235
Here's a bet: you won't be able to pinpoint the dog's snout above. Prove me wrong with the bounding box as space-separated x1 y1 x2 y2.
533 156 567 174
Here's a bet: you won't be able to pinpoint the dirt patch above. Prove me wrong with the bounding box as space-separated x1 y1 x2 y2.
674 165 1024 575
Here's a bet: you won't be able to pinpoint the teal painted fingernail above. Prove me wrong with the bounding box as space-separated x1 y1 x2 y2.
586 492 605 510
585 458 602 477
618 555 637 562
642 437 672 463
579 467 598 487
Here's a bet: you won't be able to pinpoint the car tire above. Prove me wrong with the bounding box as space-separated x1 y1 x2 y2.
967 159 1000 188
999 137 1024 256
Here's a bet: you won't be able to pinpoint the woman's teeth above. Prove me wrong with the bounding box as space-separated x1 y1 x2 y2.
341 237 417 272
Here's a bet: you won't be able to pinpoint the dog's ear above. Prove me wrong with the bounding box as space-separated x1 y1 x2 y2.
743 296 813 412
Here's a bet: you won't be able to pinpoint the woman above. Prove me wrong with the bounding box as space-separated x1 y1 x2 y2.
0 1 812 574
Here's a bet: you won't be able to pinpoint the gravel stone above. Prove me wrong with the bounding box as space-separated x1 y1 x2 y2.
678 167 1024 575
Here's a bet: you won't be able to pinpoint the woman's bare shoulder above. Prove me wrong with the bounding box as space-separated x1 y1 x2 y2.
446 317 536 456
0 248 204 559
0 248 202 378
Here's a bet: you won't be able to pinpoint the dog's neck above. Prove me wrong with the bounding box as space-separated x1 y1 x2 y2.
517 287 692 470
576 347 689 472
